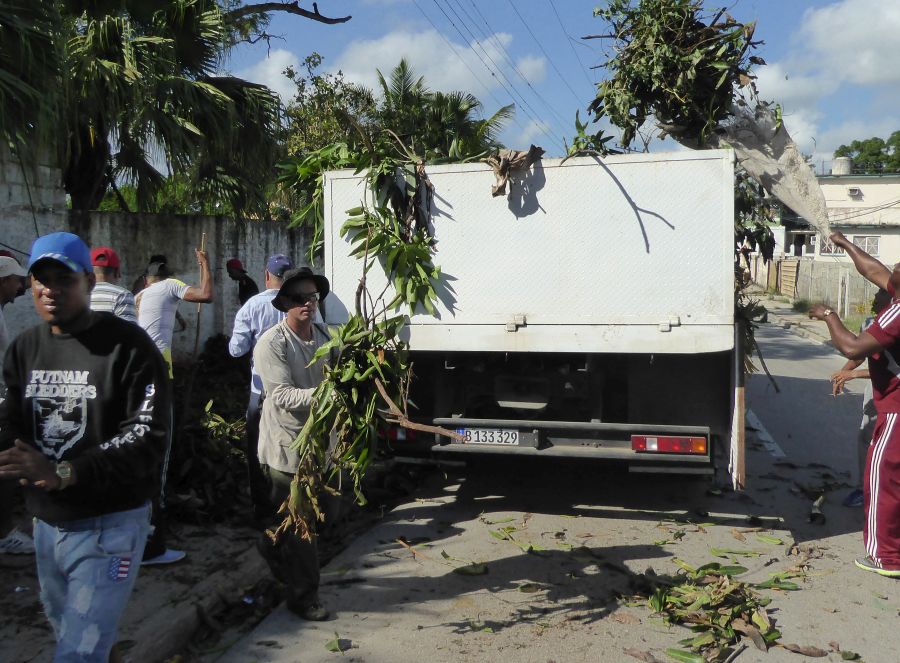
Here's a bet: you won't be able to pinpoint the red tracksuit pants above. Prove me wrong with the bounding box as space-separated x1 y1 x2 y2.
864 412 900 569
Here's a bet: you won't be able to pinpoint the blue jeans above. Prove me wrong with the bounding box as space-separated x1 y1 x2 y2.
34 503 151 662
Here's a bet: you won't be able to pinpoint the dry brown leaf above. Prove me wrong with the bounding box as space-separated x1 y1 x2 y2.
828 641 841 652
623 648 664 663
612 612 641 625
780 643 828 657
731 528 747 543
733 618 768 652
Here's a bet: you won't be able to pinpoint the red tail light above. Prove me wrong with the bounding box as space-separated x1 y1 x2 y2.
631 435 707 455
383 426 418 441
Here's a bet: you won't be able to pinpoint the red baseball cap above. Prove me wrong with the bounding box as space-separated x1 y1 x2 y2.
226 258 245 272
91 246 121 269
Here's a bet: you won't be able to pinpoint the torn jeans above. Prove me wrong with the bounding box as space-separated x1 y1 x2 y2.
34 503 151 662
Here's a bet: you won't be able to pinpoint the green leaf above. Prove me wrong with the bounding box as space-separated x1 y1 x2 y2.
755 534 784 545
664 648 705 663
840 651 862 661
325 632 350 653
453 563 488 576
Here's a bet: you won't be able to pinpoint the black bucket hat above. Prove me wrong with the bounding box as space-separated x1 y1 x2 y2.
273 266 330 312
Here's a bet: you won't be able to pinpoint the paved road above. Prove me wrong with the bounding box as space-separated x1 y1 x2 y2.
216 323 899 663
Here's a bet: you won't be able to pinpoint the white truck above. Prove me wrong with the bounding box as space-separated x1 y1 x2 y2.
323 150 745 488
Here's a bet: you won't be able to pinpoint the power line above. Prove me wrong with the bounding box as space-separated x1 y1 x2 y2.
410 0 532 139
462 0 572 131
443 0 554 129
829 198 900 222
504 0 584 106
429 0 567 152
547 0 596 90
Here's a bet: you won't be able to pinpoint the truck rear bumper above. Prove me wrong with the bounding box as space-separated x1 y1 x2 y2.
395 417 715 473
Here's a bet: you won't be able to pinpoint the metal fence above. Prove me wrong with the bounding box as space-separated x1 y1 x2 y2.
749 256 880 316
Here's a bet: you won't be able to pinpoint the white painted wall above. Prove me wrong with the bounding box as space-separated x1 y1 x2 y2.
813 174 900 264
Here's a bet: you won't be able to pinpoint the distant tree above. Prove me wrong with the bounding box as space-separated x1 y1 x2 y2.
282 53 376 155
834 132 900 174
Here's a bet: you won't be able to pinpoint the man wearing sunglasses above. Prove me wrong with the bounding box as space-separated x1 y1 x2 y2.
253 266 333 620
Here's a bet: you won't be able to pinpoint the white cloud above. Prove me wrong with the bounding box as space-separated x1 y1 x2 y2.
799 0 900 86
235 48 300 101
747 0 900 165
517 120 552 146
516 55 546 86
331 29 546 104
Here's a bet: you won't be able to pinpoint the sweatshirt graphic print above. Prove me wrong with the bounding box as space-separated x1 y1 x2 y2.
0 312 171 523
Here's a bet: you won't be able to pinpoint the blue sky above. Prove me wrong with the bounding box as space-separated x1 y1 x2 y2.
227 1 900 171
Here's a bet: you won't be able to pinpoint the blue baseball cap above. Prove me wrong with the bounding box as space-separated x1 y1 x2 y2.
27 232 92 274
266 254 294 278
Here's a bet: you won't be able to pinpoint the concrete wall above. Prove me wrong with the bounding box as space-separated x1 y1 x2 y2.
67 212 313 360
0 148 313 358
0 150 67 339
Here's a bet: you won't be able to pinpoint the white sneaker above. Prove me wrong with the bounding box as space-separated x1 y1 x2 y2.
0 528 35 555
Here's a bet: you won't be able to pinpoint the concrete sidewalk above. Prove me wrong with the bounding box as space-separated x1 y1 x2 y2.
753 294 834 347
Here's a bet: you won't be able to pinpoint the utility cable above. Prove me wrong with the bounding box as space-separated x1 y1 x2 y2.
461 0 572 131
411 0 532 139
504 0 584 106
547 0 596 90
429 0 567 153
445 0 562 131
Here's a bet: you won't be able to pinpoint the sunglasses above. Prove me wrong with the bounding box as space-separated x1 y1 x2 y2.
285 291 320 305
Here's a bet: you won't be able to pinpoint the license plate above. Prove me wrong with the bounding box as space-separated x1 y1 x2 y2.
456 428 519 445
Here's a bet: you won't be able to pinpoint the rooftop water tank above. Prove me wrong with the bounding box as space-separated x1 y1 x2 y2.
832 156 853 176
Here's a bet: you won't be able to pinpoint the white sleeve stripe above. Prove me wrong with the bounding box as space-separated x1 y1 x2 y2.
876 303 900 328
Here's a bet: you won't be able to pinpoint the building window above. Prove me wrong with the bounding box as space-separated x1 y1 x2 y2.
853 236 879 256
819 235 845 255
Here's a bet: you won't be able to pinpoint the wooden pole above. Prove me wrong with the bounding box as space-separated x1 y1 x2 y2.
192 232 207 358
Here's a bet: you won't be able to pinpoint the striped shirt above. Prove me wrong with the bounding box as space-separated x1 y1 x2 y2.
90 281 137 324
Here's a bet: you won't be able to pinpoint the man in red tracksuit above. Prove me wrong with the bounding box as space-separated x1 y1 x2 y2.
810 230 900 576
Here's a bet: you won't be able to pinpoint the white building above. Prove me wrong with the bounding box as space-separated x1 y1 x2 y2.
780 157 900 263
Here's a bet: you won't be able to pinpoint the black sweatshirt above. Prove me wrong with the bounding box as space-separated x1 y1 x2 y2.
0 312 170 524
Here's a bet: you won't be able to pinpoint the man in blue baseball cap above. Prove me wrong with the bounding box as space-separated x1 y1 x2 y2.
228 253 295 523
0 232 171 662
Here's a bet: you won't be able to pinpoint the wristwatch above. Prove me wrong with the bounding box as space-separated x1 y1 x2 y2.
55 461 74 490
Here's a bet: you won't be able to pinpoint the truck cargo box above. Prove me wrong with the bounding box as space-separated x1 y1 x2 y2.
323 150 735 355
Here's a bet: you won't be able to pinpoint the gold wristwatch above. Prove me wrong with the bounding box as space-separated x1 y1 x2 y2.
55 461 73 490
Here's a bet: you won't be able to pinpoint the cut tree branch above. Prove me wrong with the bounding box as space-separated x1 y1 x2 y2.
225 1 351 25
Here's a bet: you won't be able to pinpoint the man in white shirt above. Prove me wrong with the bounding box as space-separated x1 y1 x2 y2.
229 254 292 521
89 246 137 323
135 249 212 565
136 250 213 378
0 256 33 555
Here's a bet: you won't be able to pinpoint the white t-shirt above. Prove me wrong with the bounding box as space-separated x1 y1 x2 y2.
136 279 189 353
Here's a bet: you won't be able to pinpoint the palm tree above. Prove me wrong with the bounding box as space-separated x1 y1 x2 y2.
0 1 60 152
62 0 282 213
374 59 514 159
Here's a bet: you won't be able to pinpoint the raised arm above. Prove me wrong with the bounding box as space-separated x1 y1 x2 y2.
832 231 891 290
810 304 884 360
182 249 214 303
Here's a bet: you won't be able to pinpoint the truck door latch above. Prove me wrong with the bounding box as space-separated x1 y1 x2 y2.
506 314 527 332
658 315 681 332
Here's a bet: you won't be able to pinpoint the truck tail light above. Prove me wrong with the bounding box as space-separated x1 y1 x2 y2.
383 426 418 442
631 435 707 455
